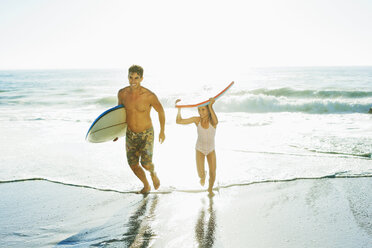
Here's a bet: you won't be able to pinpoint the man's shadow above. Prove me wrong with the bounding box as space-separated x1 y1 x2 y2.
195 196 217 248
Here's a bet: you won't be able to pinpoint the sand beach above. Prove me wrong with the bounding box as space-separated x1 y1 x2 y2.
1 177 371 247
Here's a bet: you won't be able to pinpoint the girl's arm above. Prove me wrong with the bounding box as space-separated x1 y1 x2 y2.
175 99 199 125
208 97 218 127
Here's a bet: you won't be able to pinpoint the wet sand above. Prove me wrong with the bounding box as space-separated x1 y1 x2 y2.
0 177 371 247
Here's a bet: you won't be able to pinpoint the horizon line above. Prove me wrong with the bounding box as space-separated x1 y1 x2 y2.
1 65 372 71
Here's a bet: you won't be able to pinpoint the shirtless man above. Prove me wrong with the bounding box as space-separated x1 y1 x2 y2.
114 65 165 194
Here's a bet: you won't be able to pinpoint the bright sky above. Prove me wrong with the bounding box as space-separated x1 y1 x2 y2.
1 0 372 73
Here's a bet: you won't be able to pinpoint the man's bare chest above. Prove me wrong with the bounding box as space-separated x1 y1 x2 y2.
124 94 150 113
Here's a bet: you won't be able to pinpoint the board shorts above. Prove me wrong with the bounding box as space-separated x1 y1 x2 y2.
126 127 154 166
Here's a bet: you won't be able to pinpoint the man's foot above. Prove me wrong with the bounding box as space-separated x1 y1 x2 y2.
138 185 151 194
150 172 160 190
200 172 206 186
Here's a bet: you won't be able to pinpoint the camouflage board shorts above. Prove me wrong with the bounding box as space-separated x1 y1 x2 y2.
126 127 154 166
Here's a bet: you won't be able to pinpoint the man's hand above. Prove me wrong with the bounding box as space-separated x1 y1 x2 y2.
159 132 165 144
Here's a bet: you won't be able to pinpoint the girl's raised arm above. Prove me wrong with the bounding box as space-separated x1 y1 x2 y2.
208 97 218 127
175 99 199 125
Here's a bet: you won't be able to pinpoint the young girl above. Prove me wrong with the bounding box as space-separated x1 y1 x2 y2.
175 98 218 196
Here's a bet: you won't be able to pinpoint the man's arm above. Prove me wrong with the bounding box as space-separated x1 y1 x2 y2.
150 93 165 143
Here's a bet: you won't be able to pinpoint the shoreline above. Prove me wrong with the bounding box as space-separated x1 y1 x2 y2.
1 174 371 194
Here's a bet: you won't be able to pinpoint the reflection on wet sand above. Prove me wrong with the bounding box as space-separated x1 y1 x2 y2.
195 196 216 248
94 194 159 247
122 195 159 247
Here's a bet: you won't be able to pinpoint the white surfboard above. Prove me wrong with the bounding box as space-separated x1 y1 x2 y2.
86 105 127 143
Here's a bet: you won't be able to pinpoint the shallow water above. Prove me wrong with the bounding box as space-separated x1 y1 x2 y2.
0 67 371 192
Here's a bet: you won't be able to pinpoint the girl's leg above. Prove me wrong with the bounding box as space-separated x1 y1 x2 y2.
196 150 206 186
206 151 216 196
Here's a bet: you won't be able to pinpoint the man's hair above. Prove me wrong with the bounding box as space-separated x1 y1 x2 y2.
128 65 144 78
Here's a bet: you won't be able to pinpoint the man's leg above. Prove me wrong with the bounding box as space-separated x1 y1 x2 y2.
142 163 160 190
126 130 151 194
140 127 160 190
130 163 151 194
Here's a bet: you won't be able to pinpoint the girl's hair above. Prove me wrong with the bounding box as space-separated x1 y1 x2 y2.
198 105 212 121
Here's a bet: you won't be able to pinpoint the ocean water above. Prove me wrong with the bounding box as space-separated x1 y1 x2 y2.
0 67 371 192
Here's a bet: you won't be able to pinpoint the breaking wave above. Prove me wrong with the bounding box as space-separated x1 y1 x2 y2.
215 95 371 114
242 88 372 99
162 88 372 114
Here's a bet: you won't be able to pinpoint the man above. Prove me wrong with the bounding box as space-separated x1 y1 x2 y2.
114 65 165 194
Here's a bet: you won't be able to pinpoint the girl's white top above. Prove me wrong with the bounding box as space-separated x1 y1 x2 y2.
196 122 216 156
